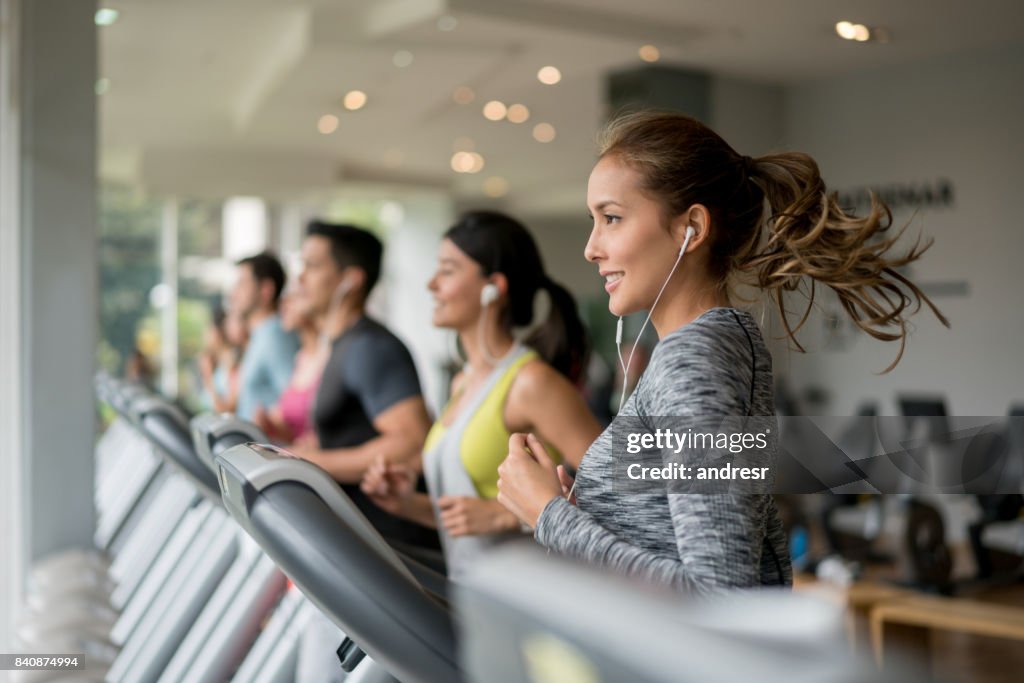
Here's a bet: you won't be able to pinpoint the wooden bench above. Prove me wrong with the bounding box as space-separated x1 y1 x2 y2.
794 575 918 650
871 594 1024 674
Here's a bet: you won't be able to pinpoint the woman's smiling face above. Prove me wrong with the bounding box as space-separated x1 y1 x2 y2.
584 154 683 317
427 238 490 330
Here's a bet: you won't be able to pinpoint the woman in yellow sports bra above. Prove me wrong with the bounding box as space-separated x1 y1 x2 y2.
362 211 602 580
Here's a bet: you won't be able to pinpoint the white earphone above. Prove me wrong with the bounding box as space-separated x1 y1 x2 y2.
480 282 500 307
319 276 355 350
615 224 696 413
477 282 503 365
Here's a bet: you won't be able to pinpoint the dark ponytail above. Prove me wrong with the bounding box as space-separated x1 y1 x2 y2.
526 276 589 384
445 211 589 383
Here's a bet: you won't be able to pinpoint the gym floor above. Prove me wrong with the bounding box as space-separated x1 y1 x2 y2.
933 587 1024 683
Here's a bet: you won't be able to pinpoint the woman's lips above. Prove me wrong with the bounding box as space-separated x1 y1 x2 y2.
603 272 623 294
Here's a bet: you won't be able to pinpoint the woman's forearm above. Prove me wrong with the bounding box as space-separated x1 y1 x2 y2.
396 492 438 528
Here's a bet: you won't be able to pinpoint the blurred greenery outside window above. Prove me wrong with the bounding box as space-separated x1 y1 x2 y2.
100 186 393 415
99 183 224 413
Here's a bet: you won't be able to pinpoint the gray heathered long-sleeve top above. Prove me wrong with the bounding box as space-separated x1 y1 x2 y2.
535 307 792 594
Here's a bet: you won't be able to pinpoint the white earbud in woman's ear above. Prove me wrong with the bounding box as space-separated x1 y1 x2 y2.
480 283 500 307
680 225 696 255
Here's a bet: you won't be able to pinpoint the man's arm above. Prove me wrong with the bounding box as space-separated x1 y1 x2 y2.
298 395 431 483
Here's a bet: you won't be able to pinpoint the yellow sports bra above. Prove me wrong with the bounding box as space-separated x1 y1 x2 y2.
425 349 561 499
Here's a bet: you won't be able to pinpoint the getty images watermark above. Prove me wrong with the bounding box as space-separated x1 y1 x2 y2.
611 415 1024 495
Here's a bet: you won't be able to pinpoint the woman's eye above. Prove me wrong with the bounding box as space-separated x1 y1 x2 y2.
605 214 621 225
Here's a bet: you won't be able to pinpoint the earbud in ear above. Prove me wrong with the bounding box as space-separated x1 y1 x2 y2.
679 225 696 256
481 283 499 307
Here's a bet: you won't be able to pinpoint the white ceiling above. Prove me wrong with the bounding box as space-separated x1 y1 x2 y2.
100 0 1024 213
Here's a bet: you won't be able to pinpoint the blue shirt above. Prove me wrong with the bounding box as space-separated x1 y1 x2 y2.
236 314 299 420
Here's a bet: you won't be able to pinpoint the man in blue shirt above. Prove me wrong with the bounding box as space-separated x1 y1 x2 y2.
230 251 299 420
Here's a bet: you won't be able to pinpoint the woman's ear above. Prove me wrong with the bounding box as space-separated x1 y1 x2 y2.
490 272 510 300
674 204 712 253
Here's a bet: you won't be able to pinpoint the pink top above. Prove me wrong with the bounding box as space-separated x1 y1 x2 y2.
278 380 319 441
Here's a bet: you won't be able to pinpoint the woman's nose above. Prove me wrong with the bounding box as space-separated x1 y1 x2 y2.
584 227 602 263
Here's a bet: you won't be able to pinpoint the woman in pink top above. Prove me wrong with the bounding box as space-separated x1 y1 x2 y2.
254 288 325 443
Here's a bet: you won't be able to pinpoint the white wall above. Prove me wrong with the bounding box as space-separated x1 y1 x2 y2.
711 76 786 157
378 195 454 415
525 214 601 299
779 43 1024 415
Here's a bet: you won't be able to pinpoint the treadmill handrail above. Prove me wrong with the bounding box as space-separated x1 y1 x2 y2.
394 549 449 605
246 482 459 683
216 443 461 683
133 396 221 500
216 443 418 584
190 413 268 474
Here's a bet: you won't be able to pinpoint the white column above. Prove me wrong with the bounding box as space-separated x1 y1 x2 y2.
378 196 454 415
19 0 97 566
222 196 268 262
160 199 179 396
276 201 312 275
0 0 23 663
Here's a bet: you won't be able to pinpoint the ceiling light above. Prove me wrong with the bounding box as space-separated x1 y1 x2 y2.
532 123 556 143
537 66 561 85
343 90 367 110
453 86 476 105
483 100 507 121
437 15 458 31
639 45 660 62
835 21 856 40
392 50 414 68
95 78 110 95
451 152 472 173
95 8 119 26
451 151 485 174
318 114 339 134
507 104 530 124
483 176 509 198
836 20 882 43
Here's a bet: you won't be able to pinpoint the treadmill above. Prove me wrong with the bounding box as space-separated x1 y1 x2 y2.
106 395 236 683
216 442 459 683
456 545 925 683
216 442 927 683
114 408 297 683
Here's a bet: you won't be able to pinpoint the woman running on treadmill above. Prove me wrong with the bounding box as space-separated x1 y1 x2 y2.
362 211 602 580
253 287 325 444
496 111 949 593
